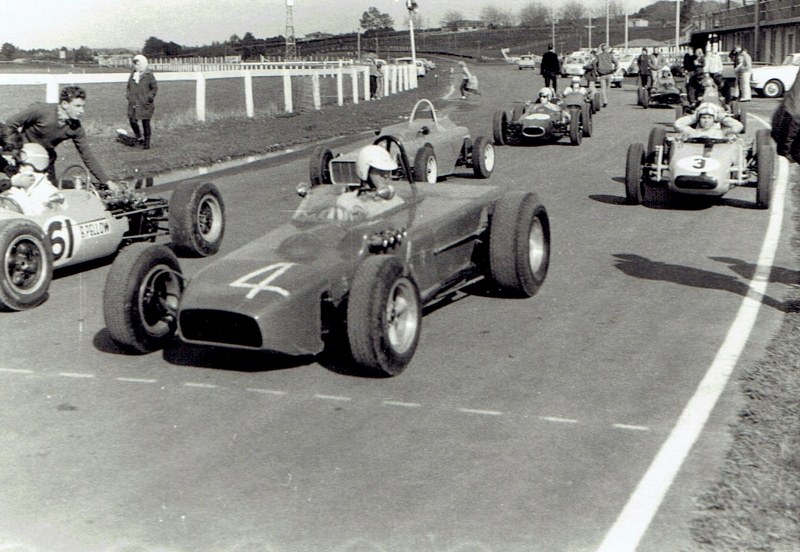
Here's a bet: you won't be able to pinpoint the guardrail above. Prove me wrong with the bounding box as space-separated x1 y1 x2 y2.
0 62 417 122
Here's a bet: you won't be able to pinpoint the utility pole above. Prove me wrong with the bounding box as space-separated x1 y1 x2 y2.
605 0 610 46
586 15 595 49
285 0 296 60
675 0 681 54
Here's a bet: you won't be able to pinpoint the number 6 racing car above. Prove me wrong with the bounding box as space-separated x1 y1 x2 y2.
103 136 550 377
0 165 225 311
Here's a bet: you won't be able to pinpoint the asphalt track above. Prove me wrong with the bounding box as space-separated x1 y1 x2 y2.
0 63 796 552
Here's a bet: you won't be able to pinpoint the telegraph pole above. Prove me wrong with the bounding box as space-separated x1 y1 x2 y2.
285 0 296 60
586 15 595 49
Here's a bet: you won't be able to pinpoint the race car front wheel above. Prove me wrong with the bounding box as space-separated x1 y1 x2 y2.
104 244 183 353
625 143 646 205
309 146 333 186
569 109 582 145
347 256 421 377
169 181 226 257
492 110 507 146
0 220 53 311
756 140 776 209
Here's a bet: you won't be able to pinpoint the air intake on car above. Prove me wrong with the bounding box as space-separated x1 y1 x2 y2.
522 127 546 138
179 309 262 348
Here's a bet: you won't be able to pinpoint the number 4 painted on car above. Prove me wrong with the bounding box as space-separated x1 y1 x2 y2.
229 263 295 299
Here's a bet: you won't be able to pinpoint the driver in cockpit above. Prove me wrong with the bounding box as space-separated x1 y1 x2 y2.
335 144 405 219
2 143 64 215
674 102 743 139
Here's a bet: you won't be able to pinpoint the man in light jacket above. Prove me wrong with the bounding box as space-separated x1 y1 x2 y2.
734 45 753 102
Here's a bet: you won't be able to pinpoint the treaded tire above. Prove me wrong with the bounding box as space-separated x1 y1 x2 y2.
569 108 582 145
413 145 438 183
647 127 666 163
103 243 183 353
756 142 775 209
642 88 650 108
625 143 645 205
0 219 52 311
492 110 507 146
169 181 225 257
472 136 495 178
346 255 421 376
488 191 550 297
581 103 592 137
762 79 784 98
309 146 333 186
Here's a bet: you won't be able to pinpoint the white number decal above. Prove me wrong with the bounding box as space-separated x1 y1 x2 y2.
229 262 295 299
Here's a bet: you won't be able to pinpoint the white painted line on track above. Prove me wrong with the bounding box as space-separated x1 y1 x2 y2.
612 424 650 432
246 388 287 396
314 394 352 402
538 416 579 424
459 408 504 416
382 400 422 408
597 137 790 551
58 372 95 379
0 368 34 374
184 382 219 389
116 377 157 383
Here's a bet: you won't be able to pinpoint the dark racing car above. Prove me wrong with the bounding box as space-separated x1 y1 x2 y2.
103 136 551 376
492 90 593 146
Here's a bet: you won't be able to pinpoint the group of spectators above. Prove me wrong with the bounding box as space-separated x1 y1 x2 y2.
539 42 620 108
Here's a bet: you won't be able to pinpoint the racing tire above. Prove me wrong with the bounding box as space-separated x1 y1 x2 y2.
309 146 333 186
647 127 666 162
472 136 495 178
625 143 646 205
492 110 507 146
756 142 776 209
755 128 771 152
488 191 550 298
737 104 748 134
103 243 183 353
637 87 644 106
641 88 650 109
581 103 592 137
762 79 784 98
413 145 438 183
0 220 53 311
168 181 225 257
569 108 582 145
347 255 421 377
592 93 601 113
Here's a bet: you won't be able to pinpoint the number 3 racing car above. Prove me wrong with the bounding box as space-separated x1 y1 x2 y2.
0 165 225 311
103 136 551 377
624 127 775 208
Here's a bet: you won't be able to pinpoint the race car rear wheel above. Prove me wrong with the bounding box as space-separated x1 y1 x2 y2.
492 110 507 146
472 136 495 178
637 87 644 106
103 243 183 353
762 79 784 98
347 255 421 376
581 103 592 137
736 104 748 134
647 127 666 163
169 181 225 257
0 220 53 311
413 145 438 183
309 146 333 186
592 93 601 113
625 143 646 205
488 191 550 298
756 141 776 209
569 108 582 145
641 88 650 109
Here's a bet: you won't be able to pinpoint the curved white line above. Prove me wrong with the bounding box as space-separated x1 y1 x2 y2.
597 120 790 551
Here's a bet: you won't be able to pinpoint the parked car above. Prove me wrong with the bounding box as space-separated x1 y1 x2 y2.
517 54 537 70
394 57 426 77
750 53 800 98
561 54 588 77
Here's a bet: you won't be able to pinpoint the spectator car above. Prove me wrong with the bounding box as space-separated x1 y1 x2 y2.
102 136 551 376
394 57 426 77
750 53 800 98
624 127 774 208
561 53 588 77
308 99 495 185
517 54 537 70
0 166 224 311
492 92 593 146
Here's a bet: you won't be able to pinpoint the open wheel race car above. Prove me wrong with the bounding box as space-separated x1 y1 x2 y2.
0 165 225 311
103 136 550 377
492 91 593 146
308 99 495 185
624 127 775 208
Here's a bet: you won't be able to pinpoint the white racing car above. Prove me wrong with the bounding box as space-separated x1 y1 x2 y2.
0 165 225 310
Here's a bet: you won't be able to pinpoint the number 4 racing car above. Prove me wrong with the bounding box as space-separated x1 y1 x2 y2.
624 127 775 208
0 165 225 311
103 136 550 377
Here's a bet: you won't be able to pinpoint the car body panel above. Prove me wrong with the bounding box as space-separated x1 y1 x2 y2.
667 141 742 196
750 53 800 96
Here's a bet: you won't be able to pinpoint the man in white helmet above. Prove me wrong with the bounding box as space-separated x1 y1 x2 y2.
532 87 561 112
3 143 63 215
335 144 405 219
674 102 743 139
561 76 588 98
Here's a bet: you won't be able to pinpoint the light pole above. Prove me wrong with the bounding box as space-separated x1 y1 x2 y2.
406 0 418 63
675 0 681 54
586 14 594 49
605 0 610 46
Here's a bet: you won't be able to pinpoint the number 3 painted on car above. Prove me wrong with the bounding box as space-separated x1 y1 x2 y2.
229 262 295 299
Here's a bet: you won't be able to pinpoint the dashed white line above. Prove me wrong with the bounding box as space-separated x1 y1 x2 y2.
0 368 34 374
246 388 287 396
116 377 157 384
58 372 95 379
613 424 651 432
183 382 219 389
458 408 504 416
382 400 422 408
314 394 352 402
539 416 579 424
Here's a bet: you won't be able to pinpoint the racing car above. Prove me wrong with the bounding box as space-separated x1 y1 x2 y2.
492 91 593 146
624 127 775 208
0 165 225 311
308 99 494 185
102 136 551 377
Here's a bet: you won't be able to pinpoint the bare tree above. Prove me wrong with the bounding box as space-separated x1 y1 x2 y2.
360 7 395 33
480 6 516 28
559 0 585 23
441 9 464 30
519 2 551 27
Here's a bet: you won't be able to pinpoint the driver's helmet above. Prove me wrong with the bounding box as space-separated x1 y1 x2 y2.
19 143 50 171
695 102 721 122
355 144 398 182
538 87 553 100
570 76 581 87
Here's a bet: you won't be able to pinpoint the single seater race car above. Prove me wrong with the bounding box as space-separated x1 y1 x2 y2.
492 91 593 146
308 99 494 185
0 165 225 311
624 127 775 208
102 136 551 377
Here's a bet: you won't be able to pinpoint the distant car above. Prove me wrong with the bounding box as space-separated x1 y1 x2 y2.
394 57 426 77
418 58 436 71
492 92 593 146
517 54 536 70
562 54 587 77
102 135 551 376
750 53 800 98
309 99 495 185
0 167 224 311
637 80 686 109
624 126 775 208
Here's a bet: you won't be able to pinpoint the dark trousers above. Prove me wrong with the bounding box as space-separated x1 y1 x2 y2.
542 71 557 91
129 118 152 147
639 73 651 88
369 75 378 98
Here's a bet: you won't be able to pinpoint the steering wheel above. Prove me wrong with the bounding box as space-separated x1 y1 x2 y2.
0 195 23 214
59 164 92 190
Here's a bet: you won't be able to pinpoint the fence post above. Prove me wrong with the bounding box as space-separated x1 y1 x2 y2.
350 66 359 104
336 61 344 106
283 72 293 113
195 72 206 122
312 72 321 110
363 66 370 101
45 78 59 103
244 70 254 118
390 66 397 95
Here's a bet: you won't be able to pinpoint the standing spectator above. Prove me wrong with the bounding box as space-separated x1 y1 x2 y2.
683 48 699 102
126 54 158 150
369 59 380 99
690 47 706 103
584 50 598 89
771 71 800 161
540 43 561 92
5 86 117 189
728 48 740 99
703 46 724 91
735 45 753 102
595 43 619 107
648 48 662 75
375 60 385 99
637 48 653 89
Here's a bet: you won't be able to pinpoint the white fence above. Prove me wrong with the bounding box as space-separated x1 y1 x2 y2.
0 62 417 122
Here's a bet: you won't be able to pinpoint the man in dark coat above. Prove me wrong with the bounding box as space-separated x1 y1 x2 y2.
126 54 158 149
540 43 561 92
772 73 800 162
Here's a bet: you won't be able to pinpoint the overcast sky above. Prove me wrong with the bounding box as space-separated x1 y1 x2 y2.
2 0 663 51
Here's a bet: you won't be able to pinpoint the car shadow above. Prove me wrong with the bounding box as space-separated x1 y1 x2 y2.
612 253 790 312
592 181 762 210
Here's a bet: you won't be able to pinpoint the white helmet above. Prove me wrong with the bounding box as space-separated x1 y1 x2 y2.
20 143 50 171
356 144 398 182
538 87 553 99
571 76 581 84
695 102 721 121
